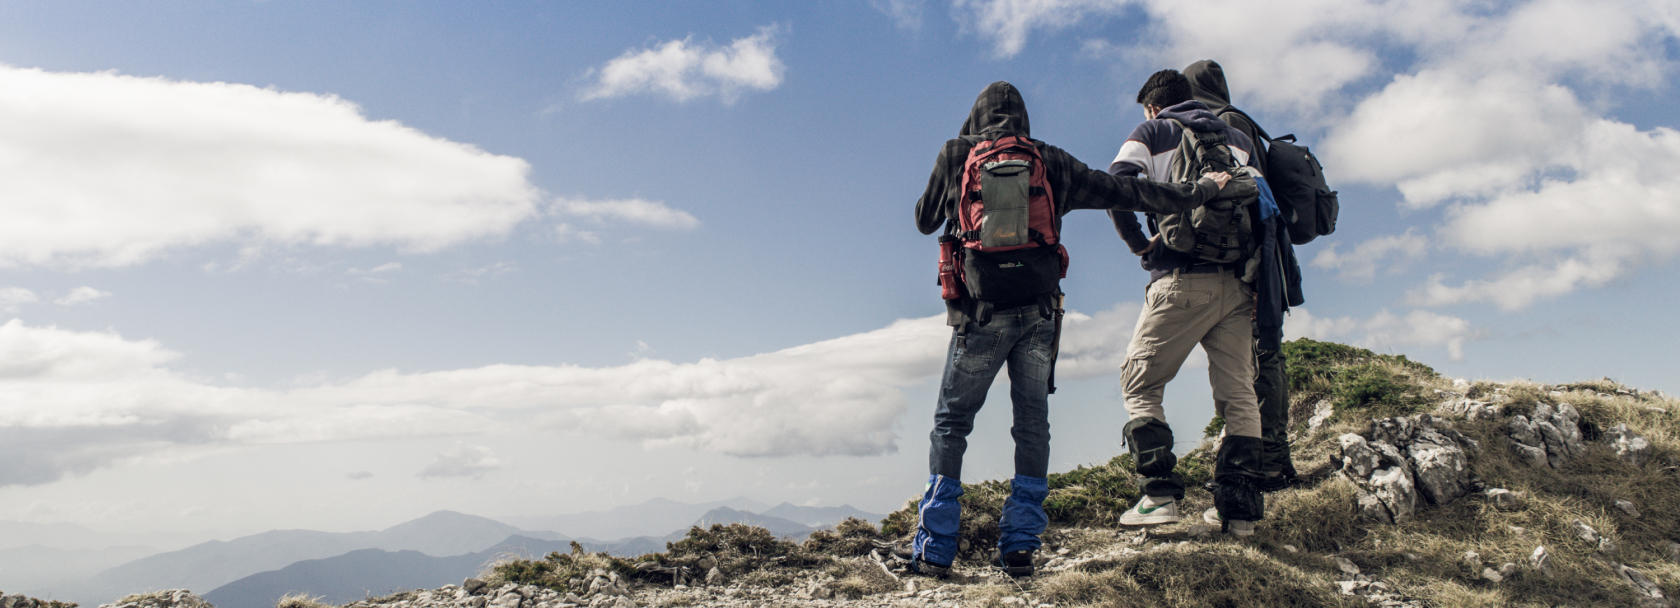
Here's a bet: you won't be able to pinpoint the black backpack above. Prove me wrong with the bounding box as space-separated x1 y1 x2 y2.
1222 111 1338 245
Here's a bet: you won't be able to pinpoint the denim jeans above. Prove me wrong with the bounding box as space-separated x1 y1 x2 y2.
916 305 1055 564
929 305 1054 480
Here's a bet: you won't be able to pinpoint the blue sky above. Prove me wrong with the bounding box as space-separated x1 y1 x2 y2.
1 0 1677 545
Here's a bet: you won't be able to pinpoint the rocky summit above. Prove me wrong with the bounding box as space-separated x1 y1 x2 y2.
13 339 1680 608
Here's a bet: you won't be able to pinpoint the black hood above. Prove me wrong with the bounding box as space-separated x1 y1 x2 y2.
1184 60 1231 116
960 81 1030 138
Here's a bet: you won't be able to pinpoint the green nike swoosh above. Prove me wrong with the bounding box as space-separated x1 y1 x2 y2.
1136 503 1170 515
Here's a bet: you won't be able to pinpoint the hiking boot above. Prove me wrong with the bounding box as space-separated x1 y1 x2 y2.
1119 494 1180 526
992 549 1034 578
908 555 951 579
1201 508 1256 537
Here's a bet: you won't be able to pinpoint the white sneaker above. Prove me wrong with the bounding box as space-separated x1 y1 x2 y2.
1120 495 1180 525
1202 508 1255 537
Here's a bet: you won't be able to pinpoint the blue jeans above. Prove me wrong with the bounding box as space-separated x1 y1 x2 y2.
915 305 1053 564
929 305 1054 479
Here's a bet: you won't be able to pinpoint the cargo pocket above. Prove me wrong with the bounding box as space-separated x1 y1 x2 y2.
1165 289 1211 310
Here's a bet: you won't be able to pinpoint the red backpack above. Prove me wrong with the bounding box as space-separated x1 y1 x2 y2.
937 136 1067 304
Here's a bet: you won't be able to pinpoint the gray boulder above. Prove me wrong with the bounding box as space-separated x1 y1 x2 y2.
1606 423 1653 467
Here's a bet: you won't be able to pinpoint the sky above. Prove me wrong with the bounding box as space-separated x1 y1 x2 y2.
1 0 1678 547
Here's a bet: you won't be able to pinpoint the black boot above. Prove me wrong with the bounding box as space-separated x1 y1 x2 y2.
1212 435 1265 522
1124 417 1184 499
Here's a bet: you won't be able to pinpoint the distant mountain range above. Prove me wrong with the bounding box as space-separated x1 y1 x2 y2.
202 536 576 608
496 497 770 541
200 504 884 608
65 511 560 608
10 499 884 608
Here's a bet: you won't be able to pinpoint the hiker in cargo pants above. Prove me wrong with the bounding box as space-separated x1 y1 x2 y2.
907 81 1228 578
1106 69 1268 535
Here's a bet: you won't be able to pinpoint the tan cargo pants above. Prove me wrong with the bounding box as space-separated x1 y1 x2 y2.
1121 267 1261 438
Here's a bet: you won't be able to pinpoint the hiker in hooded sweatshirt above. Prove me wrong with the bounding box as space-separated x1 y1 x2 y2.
908 81 1231 578
1105 69 1269 535
1184 59 1307 494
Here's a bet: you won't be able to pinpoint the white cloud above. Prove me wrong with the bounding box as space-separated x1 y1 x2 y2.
0 305 1183 486
0 288 38 312
1406 252 1630 311
54 287 112 306
441 261 517 283
1320 70 1591 206
952 0 1130 59
1285 307 1480 361
417 443 501 479
1053 301 1142 379
327 315 949 457
0 314 945 486
1310 231 1430 282
0 65 540 269
580 25 785 103
551 197 700 230
872 0 928 30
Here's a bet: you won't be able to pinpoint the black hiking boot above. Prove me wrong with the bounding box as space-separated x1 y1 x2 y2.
993 549 1034 578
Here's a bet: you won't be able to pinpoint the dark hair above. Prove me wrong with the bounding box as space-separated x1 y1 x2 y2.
1136 69 1192 109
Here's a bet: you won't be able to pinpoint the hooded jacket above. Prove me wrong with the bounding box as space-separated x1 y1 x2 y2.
915 82 1221 325
1183 60 1306 348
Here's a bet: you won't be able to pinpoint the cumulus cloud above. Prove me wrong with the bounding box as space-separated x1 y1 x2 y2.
951 0 1130 58
0 64 540 269
0 320 495 487
53 287 112 306
417 443 500 479
0 288 38 312
551 197 701 230
872 0 928 30
0 304 1183 486
1286 307 1481 361
1311 232 1431 282
1321 70 1592 206
580 25 785 103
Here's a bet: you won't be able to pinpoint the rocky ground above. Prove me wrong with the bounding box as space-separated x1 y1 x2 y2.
13 340 1680 608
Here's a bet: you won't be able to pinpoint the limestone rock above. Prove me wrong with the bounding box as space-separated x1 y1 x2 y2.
1607 423 1653 467
1532 545 1553 578
1616 564 1668 607
1511 442 1549 468
1616 499 1641 518
1485 488 1522 510
1573 520 1601 545
1331 556 1361 577
1408 427 1474 505
1307 400 1336 431
1480 567 1503 583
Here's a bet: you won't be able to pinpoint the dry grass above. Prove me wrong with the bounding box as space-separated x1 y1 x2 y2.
1036 542 1356 607
273 594 333 608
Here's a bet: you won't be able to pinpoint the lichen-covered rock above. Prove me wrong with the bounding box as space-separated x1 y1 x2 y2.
1408 426 1474 505
1606 423 1653 467
1368 467 1418 524
1615 564 1669 607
